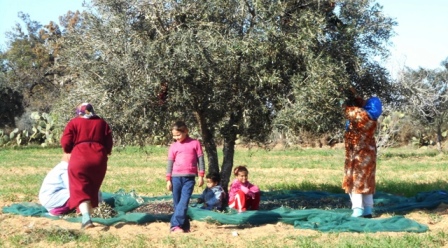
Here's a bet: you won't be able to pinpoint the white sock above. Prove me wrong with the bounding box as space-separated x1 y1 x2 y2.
349 193 363 209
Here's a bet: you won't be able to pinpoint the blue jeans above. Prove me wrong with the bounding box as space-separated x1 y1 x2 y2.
170 176 195 231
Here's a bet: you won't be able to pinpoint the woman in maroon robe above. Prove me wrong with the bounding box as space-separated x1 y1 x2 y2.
61 103 113 229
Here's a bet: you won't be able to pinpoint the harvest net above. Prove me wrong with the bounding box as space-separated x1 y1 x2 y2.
4 189 447 233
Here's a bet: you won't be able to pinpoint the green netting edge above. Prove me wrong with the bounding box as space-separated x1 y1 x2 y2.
3 190 446 233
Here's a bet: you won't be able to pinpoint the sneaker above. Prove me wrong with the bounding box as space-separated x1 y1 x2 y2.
81 220 95 229
362 214 373 218
170 226 183 233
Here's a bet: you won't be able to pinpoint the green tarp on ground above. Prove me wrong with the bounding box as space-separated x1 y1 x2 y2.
4 190 448 233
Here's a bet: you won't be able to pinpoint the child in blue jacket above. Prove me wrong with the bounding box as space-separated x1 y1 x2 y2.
198 172 225 211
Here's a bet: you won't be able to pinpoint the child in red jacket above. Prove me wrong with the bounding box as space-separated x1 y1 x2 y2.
228 165 260 212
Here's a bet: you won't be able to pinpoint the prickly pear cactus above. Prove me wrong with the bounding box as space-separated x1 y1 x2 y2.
1 111 61 147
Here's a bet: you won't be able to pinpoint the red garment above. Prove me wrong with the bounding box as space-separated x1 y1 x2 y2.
228 178 260 212
61 116 113 210
342 106 377 194
228 178 260 203
228 190 261 212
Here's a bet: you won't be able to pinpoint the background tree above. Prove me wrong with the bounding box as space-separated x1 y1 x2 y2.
0 86 24 129
396 59 448 152
1 13 64 113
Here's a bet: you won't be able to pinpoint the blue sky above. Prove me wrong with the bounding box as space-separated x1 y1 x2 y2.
0 0 87 49
376 0 448 74
1 0 447 73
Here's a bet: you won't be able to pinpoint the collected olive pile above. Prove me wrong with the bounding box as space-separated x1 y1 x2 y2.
131 201 174 215
258 196 351 210
62 202 119 219
92 202 118 218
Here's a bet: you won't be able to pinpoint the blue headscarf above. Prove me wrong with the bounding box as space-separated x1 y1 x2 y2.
345 97 382 131
363 97 382 121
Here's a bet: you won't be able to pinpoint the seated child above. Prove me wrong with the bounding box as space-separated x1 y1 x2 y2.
228 165 260 212
198 172 225 211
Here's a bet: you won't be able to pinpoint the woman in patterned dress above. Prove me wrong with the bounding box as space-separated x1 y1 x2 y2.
342 96 382 218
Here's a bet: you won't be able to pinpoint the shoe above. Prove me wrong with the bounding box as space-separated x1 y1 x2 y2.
81 220 95 229
363 206 373 218
170 226 184 233
351 208 363 217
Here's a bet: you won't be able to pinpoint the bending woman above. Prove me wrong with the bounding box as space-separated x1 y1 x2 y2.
39 153 72 216
61 103 113 229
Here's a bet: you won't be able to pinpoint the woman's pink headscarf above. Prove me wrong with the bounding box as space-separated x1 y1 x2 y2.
75 103 95 118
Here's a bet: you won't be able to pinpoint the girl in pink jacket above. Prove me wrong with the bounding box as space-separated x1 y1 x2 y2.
166 121 205 233
228 165 260 212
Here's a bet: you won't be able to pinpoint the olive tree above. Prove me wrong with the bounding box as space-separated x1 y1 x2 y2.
56 0 397 189
274 0 396 141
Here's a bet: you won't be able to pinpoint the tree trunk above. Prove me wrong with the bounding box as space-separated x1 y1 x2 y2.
219 112 240 192
194 111 219 174
436 122 443 153
221 133 236 193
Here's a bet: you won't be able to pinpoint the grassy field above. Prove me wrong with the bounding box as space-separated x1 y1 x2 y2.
1 145 448 247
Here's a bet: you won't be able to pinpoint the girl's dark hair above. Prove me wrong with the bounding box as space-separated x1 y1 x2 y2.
233 165 249 176
172 121 188 133
206 172 221 183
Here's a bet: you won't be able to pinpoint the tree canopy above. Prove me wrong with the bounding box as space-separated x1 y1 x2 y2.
1 0 398 188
